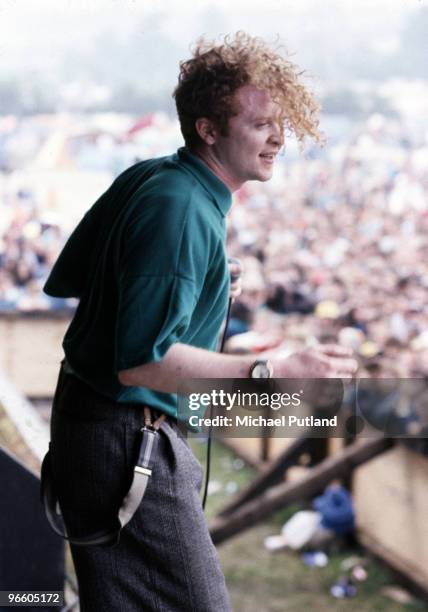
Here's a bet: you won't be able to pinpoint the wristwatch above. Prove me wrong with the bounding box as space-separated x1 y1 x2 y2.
249 359 274 379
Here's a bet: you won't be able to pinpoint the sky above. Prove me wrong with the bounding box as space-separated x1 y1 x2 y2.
0 0 425 111
0 0 417 52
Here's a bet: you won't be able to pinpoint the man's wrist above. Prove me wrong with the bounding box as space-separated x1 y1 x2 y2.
248 358 274 379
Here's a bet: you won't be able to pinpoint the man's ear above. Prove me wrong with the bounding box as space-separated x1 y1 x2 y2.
195 118 217 146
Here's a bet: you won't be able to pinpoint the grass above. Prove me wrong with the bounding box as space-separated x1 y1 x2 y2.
190 438 428 612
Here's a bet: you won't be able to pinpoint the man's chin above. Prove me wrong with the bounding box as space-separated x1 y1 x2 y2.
257 169 274 182
247 166 273 182
245 167 273 183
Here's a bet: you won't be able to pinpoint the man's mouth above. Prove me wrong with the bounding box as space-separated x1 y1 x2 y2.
259 153 275 163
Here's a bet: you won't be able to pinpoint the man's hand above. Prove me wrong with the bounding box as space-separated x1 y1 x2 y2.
228 259 243 301
274 344 359 378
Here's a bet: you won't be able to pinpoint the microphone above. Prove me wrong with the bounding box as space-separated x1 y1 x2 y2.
227 256 243 283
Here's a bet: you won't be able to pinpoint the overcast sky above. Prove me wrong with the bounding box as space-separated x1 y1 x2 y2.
0 0 424 108
0 0 417 52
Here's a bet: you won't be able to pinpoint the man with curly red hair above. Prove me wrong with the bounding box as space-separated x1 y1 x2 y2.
43 32 356 611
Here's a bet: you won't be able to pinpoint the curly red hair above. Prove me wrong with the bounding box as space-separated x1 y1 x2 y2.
173 32 322 149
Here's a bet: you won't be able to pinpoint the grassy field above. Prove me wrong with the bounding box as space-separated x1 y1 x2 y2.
190 438 428 612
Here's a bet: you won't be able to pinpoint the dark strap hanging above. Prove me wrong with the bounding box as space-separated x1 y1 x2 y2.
41 407 165 546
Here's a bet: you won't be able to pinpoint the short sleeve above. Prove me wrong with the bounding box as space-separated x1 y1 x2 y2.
115 273 197 371
113 178 214 372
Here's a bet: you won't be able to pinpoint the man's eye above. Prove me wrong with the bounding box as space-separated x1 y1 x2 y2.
256 123 268 128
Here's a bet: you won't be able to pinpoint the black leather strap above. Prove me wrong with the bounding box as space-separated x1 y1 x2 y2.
41 414 163 547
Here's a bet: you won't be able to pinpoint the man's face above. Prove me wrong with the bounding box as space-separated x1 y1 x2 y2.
213 85 283 187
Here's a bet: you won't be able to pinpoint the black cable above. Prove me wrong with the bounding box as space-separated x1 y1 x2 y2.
202 298 233 510
202 258 240 510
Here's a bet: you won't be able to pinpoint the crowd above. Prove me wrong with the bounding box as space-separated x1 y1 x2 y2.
0 112 427 376
226 115 428 377
0 188 74 311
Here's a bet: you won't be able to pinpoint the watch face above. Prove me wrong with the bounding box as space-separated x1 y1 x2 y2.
252 362 271 378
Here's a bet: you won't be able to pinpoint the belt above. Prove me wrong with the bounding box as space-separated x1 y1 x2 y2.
41 367 166 547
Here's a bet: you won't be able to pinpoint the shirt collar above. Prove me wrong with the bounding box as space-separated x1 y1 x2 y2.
176 147 232 217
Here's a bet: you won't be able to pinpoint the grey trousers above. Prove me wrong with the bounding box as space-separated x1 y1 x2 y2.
49 369 232 612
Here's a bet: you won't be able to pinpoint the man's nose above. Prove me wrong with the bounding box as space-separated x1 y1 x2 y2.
268 124 283 148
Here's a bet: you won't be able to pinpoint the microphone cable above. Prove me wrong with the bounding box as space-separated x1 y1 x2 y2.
202 257 242 510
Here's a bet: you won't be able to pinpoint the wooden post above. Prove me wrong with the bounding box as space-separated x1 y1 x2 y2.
210 437 393 545
218 436 312 517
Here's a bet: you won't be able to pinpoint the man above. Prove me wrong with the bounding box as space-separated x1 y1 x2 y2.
43 33 357 611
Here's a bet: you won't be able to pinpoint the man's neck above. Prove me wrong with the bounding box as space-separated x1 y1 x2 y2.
190 147 241 193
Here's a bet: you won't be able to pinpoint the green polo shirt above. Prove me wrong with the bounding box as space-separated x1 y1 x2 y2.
44 147 232 418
